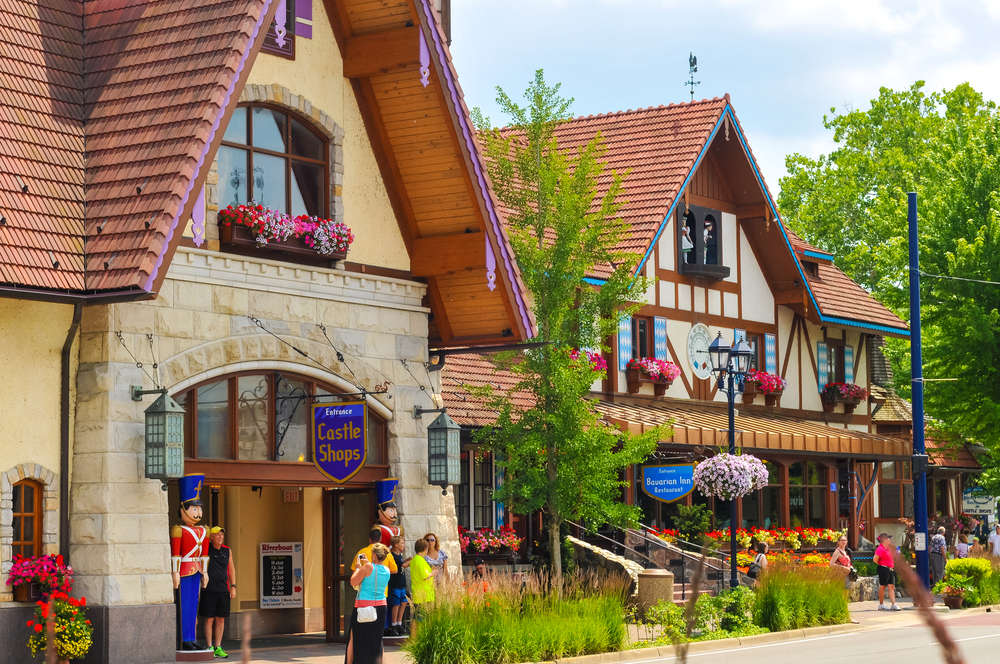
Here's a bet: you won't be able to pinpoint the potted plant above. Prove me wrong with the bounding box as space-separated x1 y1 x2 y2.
933 573 972 609
693 452 769 501
742 370 788 407
625 358 681 396
822 382 869 414
6 554 73 603
218 202 354 265
26 592 93 663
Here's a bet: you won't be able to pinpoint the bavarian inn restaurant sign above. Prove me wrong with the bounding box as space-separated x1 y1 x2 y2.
312 401 368 483
641 465 696 503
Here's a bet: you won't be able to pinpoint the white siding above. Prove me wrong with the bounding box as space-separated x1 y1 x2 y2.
660 281 676 308
708 289 722 316
723 212 738 284
739 230 774 324
658 221 675 271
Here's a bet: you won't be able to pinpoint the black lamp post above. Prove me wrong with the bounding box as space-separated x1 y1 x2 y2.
707 332 754 589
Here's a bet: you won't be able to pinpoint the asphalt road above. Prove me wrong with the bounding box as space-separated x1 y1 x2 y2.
656 613 1000 664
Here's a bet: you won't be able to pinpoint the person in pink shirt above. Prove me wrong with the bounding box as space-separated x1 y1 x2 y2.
873 533 902 611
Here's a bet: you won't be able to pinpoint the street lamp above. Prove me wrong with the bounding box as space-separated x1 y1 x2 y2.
708 332 754 589
132 386 186 487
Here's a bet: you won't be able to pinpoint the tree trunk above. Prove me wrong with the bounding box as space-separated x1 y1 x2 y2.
548 512 562 581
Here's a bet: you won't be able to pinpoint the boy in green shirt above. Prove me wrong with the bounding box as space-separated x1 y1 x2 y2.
408 538 436 636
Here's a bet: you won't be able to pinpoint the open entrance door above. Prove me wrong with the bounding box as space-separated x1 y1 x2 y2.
324 488 375 642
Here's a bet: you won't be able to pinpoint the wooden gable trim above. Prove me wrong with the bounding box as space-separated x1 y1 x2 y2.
147 0 282 296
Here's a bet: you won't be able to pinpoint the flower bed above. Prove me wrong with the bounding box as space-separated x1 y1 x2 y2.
703 527 845 551
218 202 353 262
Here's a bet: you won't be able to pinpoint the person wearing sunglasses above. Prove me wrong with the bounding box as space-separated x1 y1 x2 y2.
422 532 449 582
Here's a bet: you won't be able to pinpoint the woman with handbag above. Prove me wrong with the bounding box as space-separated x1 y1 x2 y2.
746 542 768 585
829 535 856 585
346 543 391 664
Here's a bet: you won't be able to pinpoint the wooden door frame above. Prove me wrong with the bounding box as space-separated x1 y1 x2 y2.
324 487 377 643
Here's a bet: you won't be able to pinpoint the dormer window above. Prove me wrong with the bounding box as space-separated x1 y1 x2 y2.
802 260 819 277
677 204 731 280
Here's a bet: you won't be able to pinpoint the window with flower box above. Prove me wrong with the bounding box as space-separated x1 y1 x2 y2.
456 450 496 530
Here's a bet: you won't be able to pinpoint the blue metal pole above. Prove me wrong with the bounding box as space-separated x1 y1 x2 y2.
729 370 738 590
909 192 930 588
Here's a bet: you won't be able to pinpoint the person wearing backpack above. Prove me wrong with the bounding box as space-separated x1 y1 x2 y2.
747 541 768 583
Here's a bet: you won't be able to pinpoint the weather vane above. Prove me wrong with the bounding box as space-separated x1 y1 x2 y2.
685 52 701 101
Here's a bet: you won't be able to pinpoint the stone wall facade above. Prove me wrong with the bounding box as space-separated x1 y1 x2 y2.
71 245 458 626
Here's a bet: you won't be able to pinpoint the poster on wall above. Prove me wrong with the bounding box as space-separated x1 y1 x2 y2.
312 401 367 483
963 487 996 516
260 542 304 609
640 465 696 503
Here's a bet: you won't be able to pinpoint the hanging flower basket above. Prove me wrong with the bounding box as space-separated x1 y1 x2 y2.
693 453 769 501
822 383 868 414
625 358 680 396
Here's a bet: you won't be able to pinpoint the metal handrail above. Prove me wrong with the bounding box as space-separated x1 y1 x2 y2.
634 525 728 570
565 521 661 568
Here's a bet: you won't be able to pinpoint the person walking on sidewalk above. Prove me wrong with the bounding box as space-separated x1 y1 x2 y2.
930 526 948 585
873 533 902 611
199 526 236 659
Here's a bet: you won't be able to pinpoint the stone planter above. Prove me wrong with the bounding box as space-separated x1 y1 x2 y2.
625 369 672 396
943 595 964 610
219 224 348 267
636 569 675 619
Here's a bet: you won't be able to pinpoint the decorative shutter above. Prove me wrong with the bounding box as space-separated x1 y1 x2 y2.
618 317 632 371
845 345 854 384
295 0 313 38
817 342 828 392
653 317 668 361
494 457 504 528
765 333 777 374
734 328 746 345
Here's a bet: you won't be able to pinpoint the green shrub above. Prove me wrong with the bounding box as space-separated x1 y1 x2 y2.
404 571 628 664
673 504 712 545
753 564 849 631
943 558 998 606
646 599 685 642
717 586 755 632
945 558 992 587
853 561 877 577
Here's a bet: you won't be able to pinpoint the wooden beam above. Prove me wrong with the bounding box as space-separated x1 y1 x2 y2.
774 289 804 305
410 232 486 276
736 204 767 219
343 26 420 78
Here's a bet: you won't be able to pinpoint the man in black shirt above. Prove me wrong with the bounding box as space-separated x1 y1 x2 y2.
199 526 237 658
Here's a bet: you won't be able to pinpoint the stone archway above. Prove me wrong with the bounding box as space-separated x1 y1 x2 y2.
0 463 58 602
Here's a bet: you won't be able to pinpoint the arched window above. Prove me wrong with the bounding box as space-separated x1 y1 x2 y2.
217 105 328 217
174 372 386 465
12 480 42 558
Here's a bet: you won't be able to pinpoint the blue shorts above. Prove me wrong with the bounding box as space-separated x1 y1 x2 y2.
388 587 408 606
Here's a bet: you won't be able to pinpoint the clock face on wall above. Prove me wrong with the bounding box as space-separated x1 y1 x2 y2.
687 323 714 380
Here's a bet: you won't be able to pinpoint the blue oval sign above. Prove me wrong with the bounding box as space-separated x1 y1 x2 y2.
312 401 368 483
641 465 695 503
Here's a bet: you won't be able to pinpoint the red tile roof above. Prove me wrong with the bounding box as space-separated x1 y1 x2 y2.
787 231 907 333
0 0 273 295
441 353 533 427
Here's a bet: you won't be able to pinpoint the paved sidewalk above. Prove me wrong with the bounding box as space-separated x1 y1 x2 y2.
179 600 991 664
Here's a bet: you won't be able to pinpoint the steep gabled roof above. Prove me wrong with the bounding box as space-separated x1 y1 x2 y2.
0 0 277 299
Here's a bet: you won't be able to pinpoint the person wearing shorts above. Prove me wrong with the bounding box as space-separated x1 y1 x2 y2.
873 533 901 611
387 535 410 636
199 526 237 658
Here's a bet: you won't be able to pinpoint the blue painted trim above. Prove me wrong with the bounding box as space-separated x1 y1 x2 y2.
583 277 606 286
802 250 834 259
817 316 910 337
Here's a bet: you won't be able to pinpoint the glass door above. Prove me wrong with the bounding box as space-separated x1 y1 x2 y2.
325 488 375 642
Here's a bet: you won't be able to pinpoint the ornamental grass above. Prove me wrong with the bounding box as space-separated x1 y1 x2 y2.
752 564 849 631
403 570 630 664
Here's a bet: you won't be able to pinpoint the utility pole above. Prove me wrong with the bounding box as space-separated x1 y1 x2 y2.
908 192 930 588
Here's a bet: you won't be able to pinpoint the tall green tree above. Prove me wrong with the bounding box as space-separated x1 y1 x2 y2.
778 81 1000 449
471 71 666 578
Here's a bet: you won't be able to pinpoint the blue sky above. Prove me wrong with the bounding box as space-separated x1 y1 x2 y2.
450 0 1000 195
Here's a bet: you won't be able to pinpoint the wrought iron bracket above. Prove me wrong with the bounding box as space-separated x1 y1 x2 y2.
131 385 167 401
413 406 446 419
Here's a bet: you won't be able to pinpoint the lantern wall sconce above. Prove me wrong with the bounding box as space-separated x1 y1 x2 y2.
132 386 186 489
414 406 461 495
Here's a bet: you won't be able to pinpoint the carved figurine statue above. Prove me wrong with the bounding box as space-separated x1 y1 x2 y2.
171 474 210 651
374 478 402 545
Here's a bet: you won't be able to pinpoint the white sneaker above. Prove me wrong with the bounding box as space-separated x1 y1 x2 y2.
877 604 889 611
890 604 903 611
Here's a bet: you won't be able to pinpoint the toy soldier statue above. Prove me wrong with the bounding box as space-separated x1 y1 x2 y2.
374 478 402 545
171 474 210 651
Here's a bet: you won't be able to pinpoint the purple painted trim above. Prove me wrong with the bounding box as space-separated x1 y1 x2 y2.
144 0 275 292
485 231 496 291
418 29 430 88
295 0 312 38
192 186 207 247
415 0 534 336
275 0 287 47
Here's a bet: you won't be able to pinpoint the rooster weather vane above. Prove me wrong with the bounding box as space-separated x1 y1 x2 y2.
685 52 701 101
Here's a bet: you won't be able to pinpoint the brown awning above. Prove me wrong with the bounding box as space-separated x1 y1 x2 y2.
594 398 911 460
